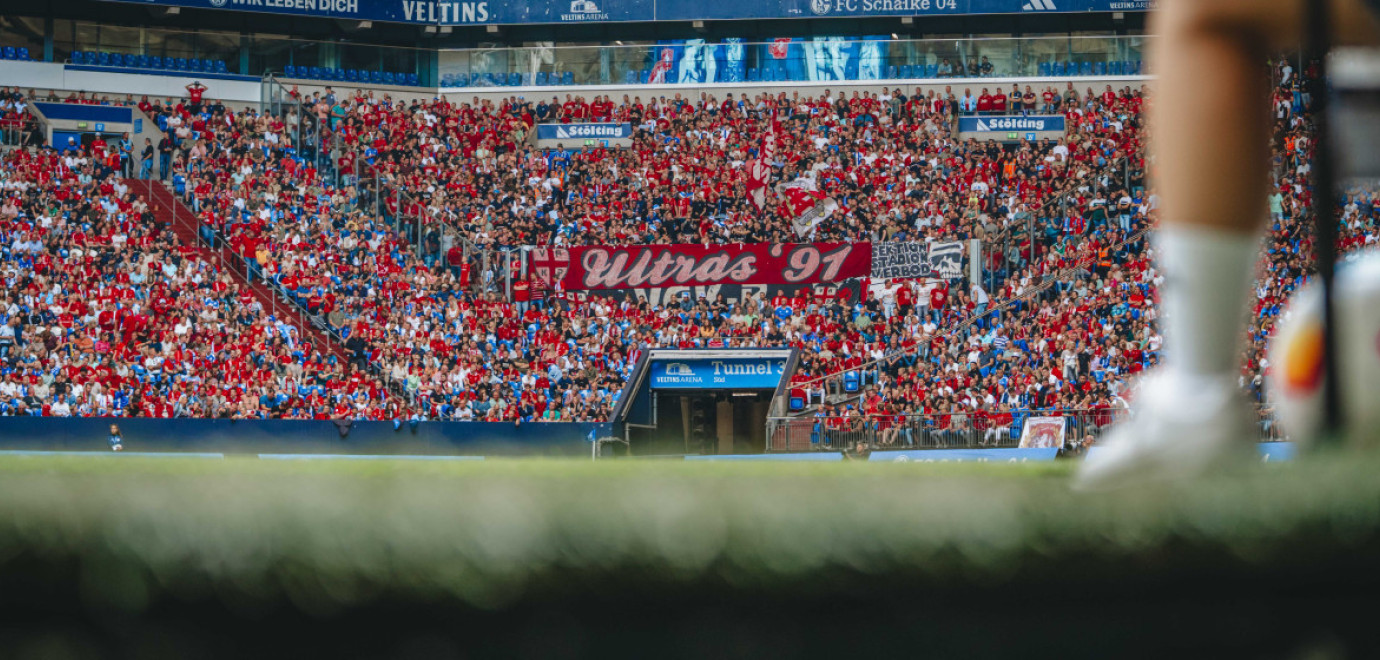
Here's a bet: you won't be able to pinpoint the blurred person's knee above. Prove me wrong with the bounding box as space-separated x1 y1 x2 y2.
1157 0 1378 48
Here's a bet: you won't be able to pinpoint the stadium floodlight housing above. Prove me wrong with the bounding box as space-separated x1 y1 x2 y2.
439 26 453 34
900 16 913 24
692 20 706 30
486 25 501 33
424 25 438 34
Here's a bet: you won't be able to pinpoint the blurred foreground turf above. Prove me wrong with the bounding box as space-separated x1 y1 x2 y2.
0 453 1376 658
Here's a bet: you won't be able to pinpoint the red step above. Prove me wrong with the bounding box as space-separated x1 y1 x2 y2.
125 178 350 364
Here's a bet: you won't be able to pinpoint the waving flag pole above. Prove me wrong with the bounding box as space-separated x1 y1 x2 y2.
746 119 778 210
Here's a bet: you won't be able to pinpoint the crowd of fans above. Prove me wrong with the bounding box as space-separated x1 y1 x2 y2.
0 59 1370 446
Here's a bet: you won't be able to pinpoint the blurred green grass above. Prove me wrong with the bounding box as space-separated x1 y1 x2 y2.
0 453 1376 617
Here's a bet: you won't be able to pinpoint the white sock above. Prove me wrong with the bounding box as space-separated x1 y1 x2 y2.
1156 225 1261 379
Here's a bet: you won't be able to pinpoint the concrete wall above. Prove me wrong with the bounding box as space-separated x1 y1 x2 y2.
1 61 264 104
0 417 610 457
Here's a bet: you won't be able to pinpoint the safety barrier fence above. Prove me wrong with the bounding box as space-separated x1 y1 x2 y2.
768 405 1284 452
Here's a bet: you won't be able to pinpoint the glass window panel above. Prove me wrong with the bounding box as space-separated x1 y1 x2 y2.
195 30 240 65
340 43 379 72
147 29 197 61
291 40 322 69
380 46 417 76
248 34 292 75
52 19 75 61
75 21 100 55
98 24 141 55
0 16 44 58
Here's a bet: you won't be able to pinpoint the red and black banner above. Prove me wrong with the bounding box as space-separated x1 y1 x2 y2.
531 243 872 291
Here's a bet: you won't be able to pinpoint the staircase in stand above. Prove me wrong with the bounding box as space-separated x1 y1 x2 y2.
127 179 350 363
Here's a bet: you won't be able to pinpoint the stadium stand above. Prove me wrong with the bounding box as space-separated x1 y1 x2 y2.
0 58 1364 437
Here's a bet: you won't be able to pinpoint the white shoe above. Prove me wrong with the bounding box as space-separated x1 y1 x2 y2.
1073 372 1258 491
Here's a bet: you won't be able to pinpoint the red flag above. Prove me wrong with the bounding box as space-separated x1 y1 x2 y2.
747 121 779 210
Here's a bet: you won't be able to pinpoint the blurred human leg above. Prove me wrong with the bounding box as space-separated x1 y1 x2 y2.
1077 0 1380 489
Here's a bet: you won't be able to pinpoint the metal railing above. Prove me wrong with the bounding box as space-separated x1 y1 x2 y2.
767 405 1286 453
131 177 324 362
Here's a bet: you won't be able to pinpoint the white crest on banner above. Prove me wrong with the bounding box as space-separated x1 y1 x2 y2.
1019 417 1066 449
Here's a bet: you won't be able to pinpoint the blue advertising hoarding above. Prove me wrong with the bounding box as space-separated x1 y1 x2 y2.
649 357 788 390
958 115 1067 133
535 123 634 140
868 447 1061 462
97 0 1151 25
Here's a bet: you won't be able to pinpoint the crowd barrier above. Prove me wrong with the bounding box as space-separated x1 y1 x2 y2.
770 406 1287 453
768 409 1130 452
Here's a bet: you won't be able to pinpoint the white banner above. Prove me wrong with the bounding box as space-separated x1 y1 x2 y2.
1018 416 1066 449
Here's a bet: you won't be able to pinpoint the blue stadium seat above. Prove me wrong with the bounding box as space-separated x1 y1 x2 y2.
335 68 347 80
189 58 203 72
408 73 419 85
1093 61 1106 76
1038 62 1050 77
97 52 111 66
747 68 760 82
625 69 636 84
762 66 775 82
843 372 860 393
925 64 938 77
1080 61 1093 76
789 395 805 412
215 60 228 73
110 53 125 67
176 57 189 70
18 47 28 60
505 72 519 86
345 69 358 82
3 47 16 60
562 71 573 85
284 65 297 77
535 71 548 86
454 73 470 87
308 66 322 79
150 56 164 69
1129 60 1142 74
903 65 916 78
885 64 897 79
383 72 397 85
363 70 377 83
201 59 214 72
